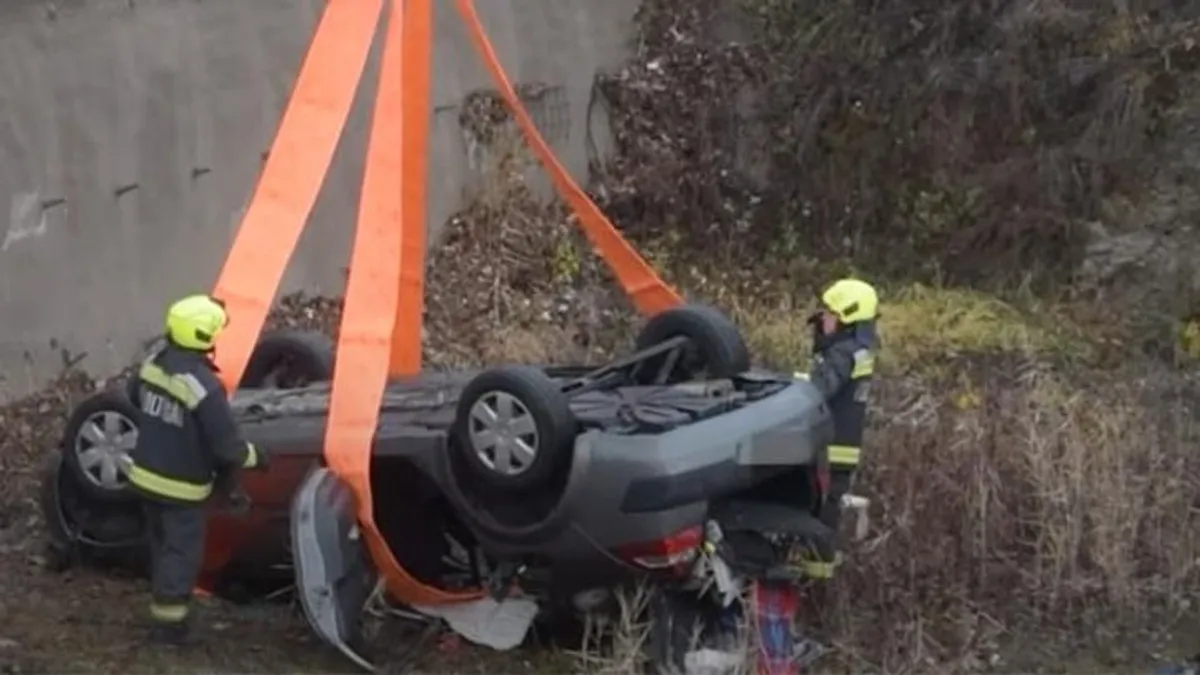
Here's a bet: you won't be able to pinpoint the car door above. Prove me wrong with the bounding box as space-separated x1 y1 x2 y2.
291 467 378 671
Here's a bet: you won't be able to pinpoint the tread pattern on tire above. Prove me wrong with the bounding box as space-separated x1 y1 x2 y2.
240 330 335 388
635 304 751 379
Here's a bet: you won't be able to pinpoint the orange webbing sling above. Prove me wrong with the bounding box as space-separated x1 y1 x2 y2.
453 0 683 317
211 0 384 387
387 0 433 377
200 0 383 584
324 0 480 606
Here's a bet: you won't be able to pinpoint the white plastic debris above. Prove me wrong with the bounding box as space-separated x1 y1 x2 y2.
684 647 745 675
709 554 740 608
412 596 539 650
842 493 870 541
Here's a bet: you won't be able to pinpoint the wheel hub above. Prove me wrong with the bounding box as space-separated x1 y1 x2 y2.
74 411 137 491
468 391 539 476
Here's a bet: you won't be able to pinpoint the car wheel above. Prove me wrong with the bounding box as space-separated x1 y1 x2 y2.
635 304 751 382
240 330 335 389
60 390 140 504
453 365 576 492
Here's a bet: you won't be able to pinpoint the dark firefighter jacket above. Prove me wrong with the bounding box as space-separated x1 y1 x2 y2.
126 343 260 504
807 329 876 470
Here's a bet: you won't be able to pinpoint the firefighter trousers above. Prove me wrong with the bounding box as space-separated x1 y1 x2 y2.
792 467 857 580
143 500 206 626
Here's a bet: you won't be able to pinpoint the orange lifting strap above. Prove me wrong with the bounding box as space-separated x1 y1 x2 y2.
211 0 383 388
198 0 383 584
208 0 682 606
453 0 682 319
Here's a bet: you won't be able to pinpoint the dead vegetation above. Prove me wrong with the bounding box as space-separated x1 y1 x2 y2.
421 130 633 368
593 0 1200 292
767 335 1200 669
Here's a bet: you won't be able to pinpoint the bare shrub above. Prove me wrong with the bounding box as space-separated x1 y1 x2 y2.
807 362 1200 669
593 0 1200 290
423 124 635 368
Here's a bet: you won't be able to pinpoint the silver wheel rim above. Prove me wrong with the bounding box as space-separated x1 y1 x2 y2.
468 391 539 476
73 410 137 491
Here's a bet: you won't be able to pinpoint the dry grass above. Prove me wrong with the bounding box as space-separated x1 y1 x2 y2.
678 285 1199 670
735 282 1090 375
571 582 656 674
813 363 1199 670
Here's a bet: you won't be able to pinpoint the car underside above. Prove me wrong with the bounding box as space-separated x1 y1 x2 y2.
42 304 842 672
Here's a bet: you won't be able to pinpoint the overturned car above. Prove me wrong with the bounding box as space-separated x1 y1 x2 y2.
41 304 841 671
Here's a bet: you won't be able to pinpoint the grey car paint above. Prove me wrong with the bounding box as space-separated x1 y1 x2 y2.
447 379 828 550
292 467 378 671
291 378 831 667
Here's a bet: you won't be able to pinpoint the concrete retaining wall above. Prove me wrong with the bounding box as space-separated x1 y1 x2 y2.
0 0 636 401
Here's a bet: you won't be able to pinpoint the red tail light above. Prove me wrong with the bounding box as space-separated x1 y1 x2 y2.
815 464 830 495
615 525 703 573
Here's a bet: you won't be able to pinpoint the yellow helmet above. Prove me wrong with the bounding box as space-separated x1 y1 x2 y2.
820 278 879 324
165 295 228 351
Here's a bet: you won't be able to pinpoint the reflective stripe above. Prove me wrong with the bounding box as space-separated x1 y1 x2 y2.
791 551 843 580
242 442 259 469
139 363 208 410
129 464 212 502
799 560 835 579
149 602 189 622
851 349 874 379
829 444 861 467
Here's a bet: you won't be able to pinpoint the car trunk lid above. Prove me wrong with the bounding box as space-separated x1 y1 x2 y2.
291 466 378 671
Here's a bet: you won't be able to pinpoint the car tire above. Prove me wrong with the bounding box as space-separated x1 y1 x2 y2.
40 453 76 571
453 365 576 493
635 304 751 381
240 329 335 389
61 389 141 504
42 450 148 573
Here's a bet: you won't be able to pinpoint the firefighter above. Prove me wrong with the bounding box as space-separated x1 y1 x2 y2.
125 294 267 645
796 277 879 579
